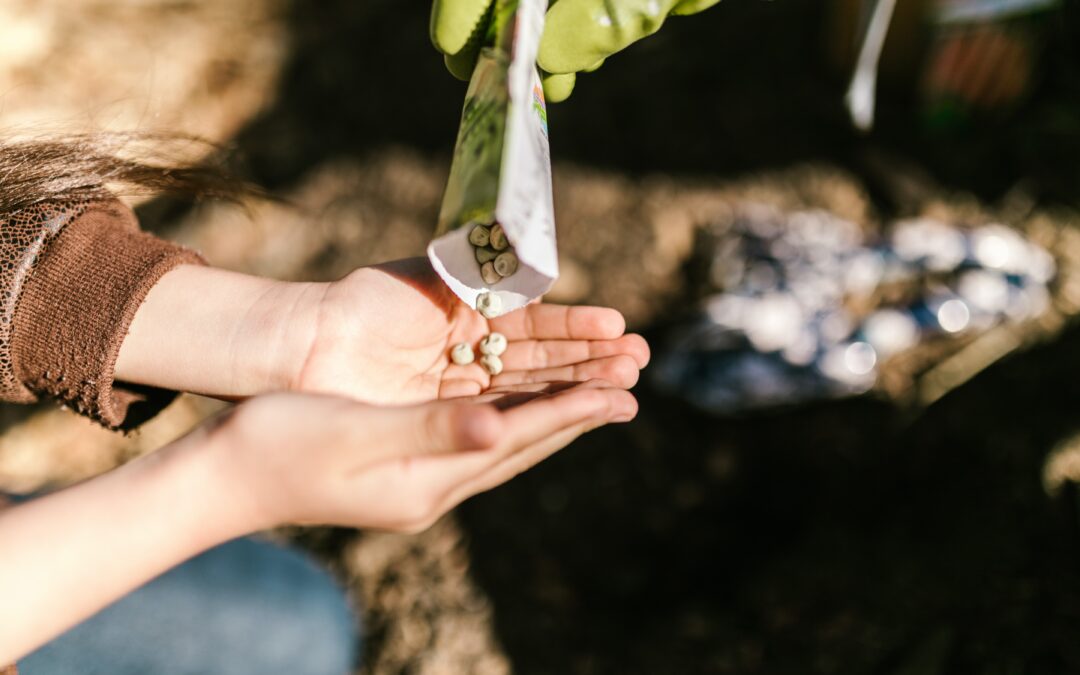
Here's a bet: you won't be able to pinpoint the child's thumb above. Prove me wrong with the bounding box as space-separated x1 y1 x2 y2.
411 402 502 456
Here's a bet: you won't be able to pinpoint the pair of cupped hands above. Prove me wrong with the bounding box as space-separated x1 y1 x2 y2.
116 258 649 535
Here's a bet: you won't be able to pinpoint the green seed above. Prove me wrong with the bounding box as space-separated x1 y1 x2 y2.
490 224 509 251
480 261 501 284
468 224 491 247
475 246 498 264
494 251 518 277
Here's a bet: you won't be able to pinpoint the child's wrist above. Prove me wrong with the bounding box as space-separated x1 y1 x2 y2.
184 411 282 535
116 265 327 398
153 422 262 542
231 276 326 395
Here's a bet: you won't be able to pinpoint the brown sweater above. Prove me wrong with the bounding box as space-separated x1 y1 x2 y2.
1 199 201 674
2 199 202 428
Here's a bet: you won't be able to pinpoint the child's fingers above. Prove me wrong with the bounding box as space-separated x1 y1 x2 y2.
442 360 488 382
490 354 641 389
463 379 616 410
490 304 626 341
422 385 635 488
499 333 650 371
479 380 586 397
370 401 503 463
442 380 587 405
439 378 484 399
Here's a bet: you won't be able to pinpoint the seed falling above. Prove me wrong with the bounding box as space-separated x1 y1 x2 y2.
479 332 507 356
468 224 491 247
479 354 504 376
476 292 502 318
475 246 498 264
450 342 475 365
489 224 509 251
494 251 518 277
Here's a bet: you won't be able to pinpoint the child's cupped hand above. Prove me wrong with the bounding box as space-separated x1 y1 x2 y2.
283 257 650 404
207 379 637 533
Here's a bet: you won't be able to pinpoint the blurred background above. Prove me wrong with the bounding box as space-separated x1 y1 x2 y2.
1 0 1080 673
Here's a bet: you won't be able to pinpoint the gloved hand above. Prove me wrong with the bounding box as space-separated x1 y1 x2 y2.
430 0 721 102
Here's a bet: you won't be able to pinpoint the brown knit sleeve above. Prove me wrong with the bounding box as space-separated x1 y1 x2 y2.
8 200 205 430
0 200 91 404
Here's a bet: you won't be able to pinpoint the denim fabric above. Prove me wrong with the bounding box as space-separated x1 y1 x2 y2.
20 537 360 675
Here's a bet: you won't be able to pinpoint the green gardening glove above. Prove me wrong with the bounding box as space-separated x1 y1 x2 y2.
430 0 721 102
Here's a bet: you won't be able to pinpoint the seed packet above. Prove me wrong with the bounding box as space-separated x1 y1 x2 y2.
428 0 558 318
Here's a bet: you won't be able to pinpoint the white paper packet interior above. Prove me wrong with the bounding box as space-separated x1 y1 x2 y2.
427 0 558 318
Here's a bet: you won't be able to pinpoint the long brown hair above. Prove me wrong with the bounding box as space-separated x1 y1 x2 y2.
0 132 256 213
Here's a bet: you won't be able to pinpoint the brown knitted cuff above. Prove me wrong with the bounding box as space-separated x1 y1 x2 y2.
1 663 17 675
11 201 205 430
0 201 93 404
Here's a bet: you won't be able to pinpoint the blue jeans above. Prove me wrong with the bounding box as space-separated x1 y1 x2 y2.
19 537 360 675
